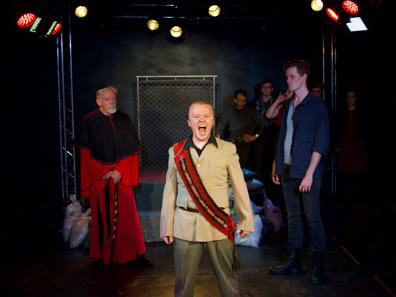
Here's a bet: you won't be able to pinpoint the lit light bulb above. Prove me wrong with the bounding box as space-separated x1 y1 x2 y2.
208 5 221 17
147 19 159 31
170 26 183 38
311 0 324 12
75 6 88 18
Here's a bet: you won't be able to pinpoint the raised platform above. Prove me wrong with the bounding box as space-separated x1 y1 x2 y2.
135 167 167 242
138 211 161 242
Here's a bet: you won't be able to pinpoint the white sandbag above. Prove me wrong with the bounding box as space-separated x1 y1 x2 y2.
234 214 263 248
64 194 82 218
69 208 92 248
62 194 83 242
263 196 283 233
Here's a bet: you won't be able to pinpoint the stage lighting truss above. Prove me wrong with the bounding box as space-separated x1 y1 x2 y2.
320 1 366 32
16 12 62 37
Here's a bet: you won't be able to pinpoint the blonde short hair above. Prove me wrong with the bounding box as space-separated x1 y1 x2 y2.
96 86 118 100
187 100 216 119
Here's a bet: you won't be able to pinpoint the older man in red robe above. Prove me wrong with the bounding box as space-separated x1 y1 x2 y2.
74 86 151 265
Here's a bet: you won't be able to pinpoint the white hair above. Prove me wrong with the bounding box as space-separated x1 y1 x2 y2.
96 86 118 100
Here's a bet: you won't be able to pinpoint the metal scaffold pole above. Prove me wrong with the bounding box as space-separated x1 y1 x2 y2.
57 6 76 200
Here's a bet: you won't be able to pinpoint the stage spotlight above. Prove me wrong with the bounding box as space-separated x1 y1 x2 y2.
46 21 62 36
16 11 62 38
17 13 37 28
311 0 324 12
75 6 88 18
342 0 359 14
147 19 159 31
170 25 183 38
208 5 221 17
326 8 339 21
29 17 43 33
346 17 367 31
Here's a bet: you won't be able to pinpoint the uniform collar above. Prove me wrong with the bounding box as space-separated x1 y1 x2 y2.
185 134 218 150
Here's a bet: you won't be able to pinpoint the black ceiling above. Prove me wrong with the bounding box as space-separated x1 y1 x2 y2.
70 0 313 32
8 0 392 33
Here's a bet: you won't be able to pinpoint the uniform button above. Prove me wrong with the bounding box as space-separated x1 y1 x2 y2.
197 163 202 168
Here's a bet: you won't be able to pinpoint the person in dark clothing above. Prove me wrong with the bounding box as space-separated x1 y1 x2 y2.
255 79 276 127
269 59 330 285
335 89 368 243
310 81 324 100
216 89 264 169
253 80 278 183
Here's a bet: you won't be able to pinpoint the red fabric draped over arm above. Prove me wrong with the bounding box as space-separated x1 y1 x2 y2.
80 148 109 198
80 148 139 198
114 154 139 187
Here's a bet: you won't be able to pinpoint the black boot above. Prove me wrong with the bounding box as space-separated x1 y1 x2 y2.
311 253 325 284
135 254 154 266
270 248 302 275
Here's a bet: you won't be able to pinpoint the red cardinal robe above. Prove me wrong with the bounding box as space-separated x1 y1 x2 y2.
75 109 146 264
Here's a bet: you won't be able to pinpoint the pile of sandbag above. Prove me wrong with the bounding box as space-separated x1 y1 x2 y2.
62 194 92 248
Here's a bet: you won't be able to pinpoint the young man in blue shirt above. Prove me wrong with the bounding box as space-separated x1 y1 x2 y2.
269 59 329 285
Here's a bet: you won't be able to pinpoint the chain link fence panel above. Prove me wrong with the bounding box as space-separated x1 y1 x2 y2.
137 76 216 168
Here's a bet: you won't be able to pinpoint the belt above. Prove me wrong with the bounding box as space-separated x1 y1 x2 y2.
178 206 199 213
178 206 225 213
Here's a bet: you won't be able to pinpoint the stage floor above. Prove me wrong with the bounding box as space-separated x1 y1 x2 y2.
1 240 392 297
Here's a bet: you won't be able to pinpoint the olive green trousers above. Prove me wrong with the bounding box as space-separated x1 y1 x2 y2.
173 238 240 297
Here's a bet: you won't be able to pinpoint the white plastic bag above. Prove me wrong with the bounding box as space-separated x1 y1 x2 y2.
62 194 83 242
69 208 92 248
263 195 283 233
234 214 263 248
64 194 82 218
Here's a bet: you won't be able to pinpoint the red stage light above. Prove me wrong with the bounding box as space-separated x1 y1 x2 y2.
326 8 339 21
17 13 37 28
51 22 62 35
342 0 359 14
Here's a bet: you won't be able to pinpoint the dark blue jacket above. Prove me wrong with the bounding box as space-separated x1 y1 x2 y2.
275 93 329 179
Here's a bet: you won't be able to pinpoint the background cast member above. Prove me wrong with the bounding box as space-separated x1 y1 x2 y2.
216 89 263 170
270 60 329 285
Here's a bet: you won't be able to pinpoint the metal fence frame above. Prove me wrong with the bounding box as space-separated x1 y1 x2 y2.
136 75 217 167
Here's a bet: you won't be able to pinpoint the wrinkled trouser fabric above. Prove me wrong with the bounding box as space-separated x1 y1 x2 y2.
173 238 240 297
281 165 326 253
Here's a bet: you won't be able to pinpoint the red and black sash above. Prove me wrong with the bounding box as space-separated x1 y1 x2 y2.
173 140 236 242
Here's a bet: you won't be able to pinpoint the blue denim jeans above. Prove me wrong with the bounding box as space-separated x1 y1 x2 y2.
281 165 326 253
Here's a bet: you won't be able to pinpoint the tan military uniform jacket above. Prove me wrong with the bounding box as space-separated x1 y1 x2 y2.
160 138 254 242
